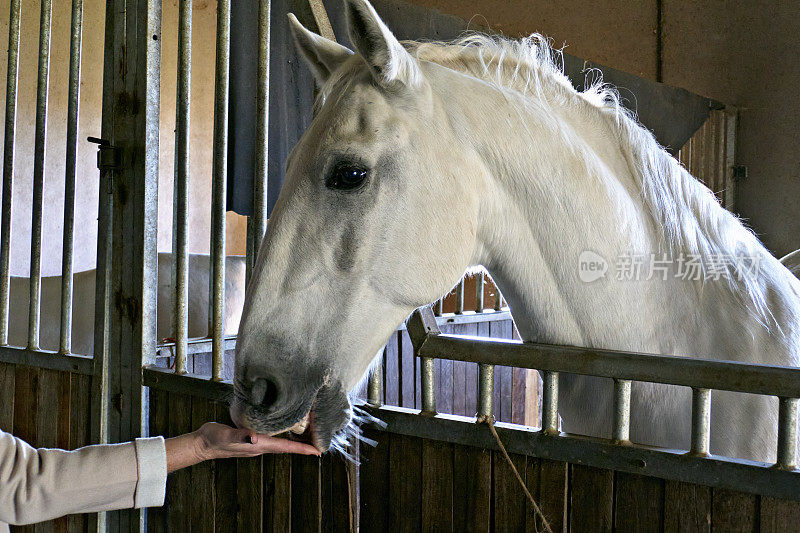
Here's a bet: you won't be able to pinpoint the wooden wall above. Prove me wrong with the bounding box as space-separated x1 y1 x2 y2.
370 318 534 425
146 388 354 532
0 362 95 532
359 427 800 533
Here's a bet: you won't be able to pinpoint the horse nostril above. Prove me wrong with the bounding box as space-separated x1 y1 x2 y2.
251 378 279 409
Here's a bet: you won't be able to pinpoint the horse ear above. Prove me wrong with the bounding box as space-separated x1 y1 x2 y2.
288 13 353 85
344 0 421 88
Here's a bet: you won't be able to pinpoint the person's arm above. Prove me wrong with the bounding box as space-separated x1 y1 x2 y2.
0 424 317 525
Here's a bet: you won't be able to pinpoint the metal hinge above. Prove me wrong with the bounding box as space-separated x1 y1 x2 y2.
87 136 121 171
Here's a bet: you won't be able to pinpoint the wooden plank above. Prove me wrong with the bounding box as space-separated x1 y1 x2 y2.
664 480 711 532
236 455 263 531
385 334 399 406
711 488 757 532
451 323 474 417
53 372 72 533
212 402 238 533
191 398 215 533
264 454 292 532
398 330 415 408
569 464 614 532
146 388 169 533
13 366 37 533
0 362 15 430
291 454 321 532
535 459 568 533
398 330 419 410
439 353 454 415
388 433 422 532
494 451 527 532
167 392 192 531
421 439 453 531
760 497 800 532
511 367 527 425
34 369 60 533
321 452 353 532
67 373 91 533
452 444 491 532
613 472 664 532
359 427 389 533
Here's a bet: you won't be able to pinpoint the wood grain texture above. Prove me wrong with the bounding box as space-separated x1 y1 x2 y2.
321 452 353 532
569 464 614 532
359 427 389 533
236 456 263 531
453 444 491 532
291 454 321 532
613 472 664 532
664 480 711 532
167 392 192 531
421 439 453 531
711 488 757 533
760 496 800 532
0 362 14 430
264 454 292 533
213 402 238 533
190 398 215 533
494 450 528 532
388 433 422 532
146 388 169 533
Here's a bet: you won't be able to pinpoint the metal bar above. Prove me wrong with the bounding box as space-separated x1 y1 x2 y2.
172 0 192 374
307 0 336 41
475 271 484 312
541 370 559 434
209 0 230 381
416 333 800 398
28 0 53 350
421 356 435 414
0 0 21 346
690 388 711 456
777 397 798 470
59 0 84 354
477 363 494 419
396 309 512 330
0 345 93 375
251 0 270 261
365 405 800 503
612 378 632 443
434 298 443 316
455 278 464 314
367 356 382 407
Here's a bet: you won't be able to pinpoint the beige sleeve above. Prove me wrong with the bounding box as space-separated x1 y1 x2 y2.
0 430 166 525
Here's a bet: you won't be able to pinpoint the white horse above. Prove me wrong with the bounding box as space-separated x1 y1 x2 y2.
231 0 800 460
7 253 246 356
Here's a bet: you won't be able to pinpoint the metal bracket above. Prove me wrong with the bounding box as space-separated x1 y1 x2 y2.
87 136 121 171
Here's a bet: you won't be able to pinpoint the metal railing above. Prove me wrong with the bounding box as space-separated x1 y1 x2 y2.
359 306 800 500
0 0 93 373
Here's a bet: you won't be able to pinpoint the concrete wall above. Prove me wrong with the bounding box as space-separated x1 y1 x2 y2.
407 0 800 257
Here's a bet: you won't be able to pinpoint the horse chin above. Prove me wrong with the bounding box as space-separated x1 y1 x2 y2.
230 378 351 453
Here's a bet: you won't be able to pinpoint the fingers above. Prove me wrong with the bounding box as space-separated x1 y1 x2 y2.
225 428 321 456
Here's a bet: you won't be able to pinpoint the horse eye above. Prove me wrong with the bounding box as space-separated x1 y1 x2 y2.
326 162 370 191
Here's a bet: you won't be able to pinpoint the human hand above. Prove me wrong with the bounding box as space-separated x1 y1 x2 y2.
166 422 319 473
195 422 320 460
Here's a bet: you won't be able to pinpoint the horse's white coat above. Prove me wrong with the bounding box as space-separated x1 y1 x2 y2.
236 0 800 459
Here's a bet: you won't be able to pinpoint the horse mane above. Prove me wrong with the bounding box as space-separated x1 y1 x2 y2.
403 34 781 328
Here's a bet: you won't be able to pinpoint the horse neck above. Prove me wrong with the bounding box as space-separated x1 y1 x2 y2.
444 76 777 356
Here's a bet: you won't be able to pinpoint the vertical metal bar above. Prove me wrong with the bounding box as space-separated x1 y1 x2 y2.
421 356 435 414
28 0 53 350
477 363 494 420
209 0 230 381
59 0 84 354
475 271 484 313
0 0 21 346
367 354 382 407
250 0 270 262
777 397 798 470
612 378 631 443
690 387 711 456
494 285 503 311
434 298 443 316
172 0 191 375
245 216 254 285
541 370 559 435
455 277 464 314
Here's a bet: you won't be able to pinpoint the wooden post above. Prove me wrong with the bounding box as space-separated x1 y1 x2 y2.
97 0 161 531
